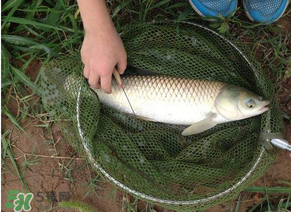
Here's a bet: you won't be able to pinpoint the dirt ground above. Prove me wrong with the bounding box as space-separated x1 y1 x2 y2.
2 18 291 212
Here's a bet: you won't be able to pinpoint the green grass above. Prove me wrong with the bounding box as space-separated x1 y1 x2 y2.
1 0 291 212
82 167 103 199
245 187 291 193
58 201 98 212
1 131 29 190
231 187 291 212
247 193 291 212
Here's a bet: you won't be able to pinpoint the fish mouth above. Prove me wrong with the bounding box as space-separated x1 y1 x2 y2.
259 100 270 113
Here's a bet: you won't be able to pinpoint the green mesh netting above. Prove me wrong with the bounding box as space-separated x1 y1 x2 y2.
40 22 283 211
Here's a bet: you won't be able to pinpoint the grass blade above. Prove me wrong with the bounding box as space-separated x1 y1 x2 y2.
2 16 62 30
29 44 58 56
149 0 171 10
278 180 291 186
1 0 17 13
10 65 42 96
2 107 25 133
59 201 98 212
1 133 29 191
285 193 290 210
46 0 63 26
112 0 134 18
1 0 25 29
2 130 11 158
2 35 37 45
244 187 291 193
177 8 193 22
23 0 43 20
1 80 14 89
4 44 40 54
1 44 10 82
68 14 79 44
167 2 189 10
2 36 57 55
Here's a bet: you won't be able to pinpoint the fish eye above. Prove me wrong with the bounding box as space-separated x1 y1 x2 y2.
246 99 256 108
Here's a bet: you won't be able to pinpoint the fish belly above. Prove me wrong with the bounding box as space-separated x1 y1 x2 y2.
94 75 225 125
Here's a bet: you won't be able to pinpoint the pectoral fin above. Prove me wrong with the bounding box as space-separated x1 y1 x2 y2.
182 113 217 136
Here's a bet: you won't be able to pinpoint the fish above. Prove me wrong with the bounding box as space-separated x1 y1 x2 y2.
93 75 270 136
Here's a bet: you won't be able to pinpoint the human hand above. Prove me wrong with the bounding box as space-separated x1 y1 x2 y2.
81 26 127 93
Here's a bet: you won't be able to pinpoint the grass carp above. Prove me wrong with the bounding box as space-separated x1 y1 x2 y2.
94 75 269 136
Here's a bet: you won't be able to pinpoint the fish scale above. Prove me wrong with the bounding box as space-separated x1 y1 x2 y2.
95 75 226 125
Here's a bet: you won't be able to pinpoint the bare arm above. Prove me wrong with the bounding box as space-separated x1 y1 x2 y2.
77 0 127 93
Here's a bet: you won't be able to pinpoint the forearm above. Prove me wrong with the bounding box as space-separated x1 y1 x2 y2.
77 0 115 34
77 0 127 93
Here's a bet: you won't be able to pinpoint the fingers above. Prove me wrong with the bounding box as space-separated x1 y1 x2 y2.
88 71 101 89
83 66 89 79
100 75 112 94
117 57 127 74
84 63 113 92
95 80 101 89
83 57 126 93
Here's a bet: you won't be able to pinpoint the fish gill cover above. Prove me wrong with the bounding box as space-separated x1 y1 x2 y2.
40 22 283 211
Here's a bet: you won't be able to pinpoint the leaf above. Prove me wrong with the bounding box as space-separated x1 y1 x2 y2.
209 22 222 29
2 35 57 55
167 2 189 10
24 0 43 20
244 187 291 193
2 35 37 45
1 44 10 82
2 107 25 133
218 22 230 34
112 0 134 18
1 80 13 89
177 8 193 22
29 44 57 56
45 0 63 26
2 16 62 30
1 0 17 13
4 44 40 53
10 65 42 96
284 68 291 79
1 133 29 190
59 201 98 212
68 14 79 44
1 0 25 30
149 0 171 10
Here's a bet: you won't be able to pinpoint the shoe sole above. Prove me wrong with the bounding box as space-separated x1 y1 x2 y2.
243 0 289 23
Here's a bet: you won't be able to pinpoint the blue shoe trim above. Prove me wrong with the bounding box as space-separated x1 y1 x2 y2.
244 0 289 24
189 0 237 18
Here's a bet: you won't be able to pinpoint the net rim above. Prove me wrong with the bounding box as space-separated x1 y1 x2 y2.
76 21 268 205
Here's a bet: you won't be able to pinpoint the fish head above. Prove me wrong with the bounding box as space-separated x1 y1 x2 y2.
215 85 270 121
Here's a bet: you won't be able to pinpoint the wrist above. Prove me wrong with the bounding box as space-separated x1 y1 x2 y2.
83 19 116 36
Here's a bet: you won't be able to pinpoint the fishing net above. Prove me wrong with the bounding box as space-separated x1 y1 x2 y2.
40 22 283 211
